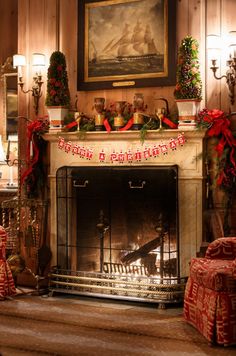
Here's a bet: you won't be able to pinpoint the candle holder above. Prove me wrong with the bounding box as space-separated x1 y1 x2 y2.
94 97 105 131
114 101 126 130
133 93 145 130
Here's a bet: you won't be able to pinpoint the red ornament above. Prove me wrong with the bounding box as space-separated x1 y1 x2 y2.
110 151 118 162
134 149 142 161
99 150 106 162
118 151 125 163
126 150 133 163
177 133 186 146
79 147 86 158
86 148 94 160
58 137 65 149
71 144 80 155
160 143 168 155
152 145 160 157
64 141 72 153
143 147 151 160
169 138 177 150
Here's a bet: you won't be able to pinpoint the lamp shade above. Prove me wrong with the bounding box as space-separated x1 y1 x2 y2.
207 34 221 61
13 54 26 67
32 53 45 66
207 34 221 49
0 135 6 162
228 31 236 58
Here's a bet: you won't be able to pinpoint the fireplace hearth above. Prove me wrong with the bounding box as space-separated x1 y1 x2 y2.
49 165 186 304
44 130 206 305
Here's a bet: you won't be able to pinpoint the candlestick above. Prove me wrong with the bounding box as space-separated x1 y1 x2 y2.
8 166 13 186
18 65 22 78
30 141 33 158
6 140 10 160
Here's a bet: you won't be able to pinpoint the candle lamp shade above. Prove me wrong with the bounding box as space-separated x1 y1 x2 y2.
13 54 26 67
32 53 45 66
207 34 221 61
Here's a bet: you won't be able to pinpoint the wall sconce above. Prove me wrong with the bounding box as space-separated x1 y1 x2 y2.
207 33 236 105
13 53 45 115
0 135 18 188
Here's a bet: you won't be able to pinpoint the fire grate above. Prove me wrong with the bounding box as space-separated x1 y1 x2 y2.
54 165 182 305
49 268 186 305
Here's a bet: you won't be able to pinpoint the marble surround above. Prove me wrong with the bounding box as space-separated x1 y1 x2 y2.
44 129 206 277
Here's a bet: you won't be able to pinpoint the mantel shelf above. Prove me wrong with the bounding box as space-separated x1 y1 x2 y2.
43 129 207 143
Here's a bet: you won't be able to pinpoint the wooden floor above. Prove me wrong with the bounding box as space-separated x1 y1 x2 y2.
0 291 235 355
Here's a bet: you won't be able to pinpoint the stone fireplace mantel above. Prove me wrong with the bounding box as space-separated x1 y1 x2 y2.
44 129 206 277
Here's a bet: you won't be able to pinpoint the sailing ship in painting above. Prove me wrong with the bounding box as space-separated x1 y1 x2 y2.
88 20 164 78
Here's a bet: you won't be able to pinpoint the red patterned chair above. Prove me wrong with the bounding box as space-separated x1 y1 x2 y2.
0 226 16 300
184 237 236 346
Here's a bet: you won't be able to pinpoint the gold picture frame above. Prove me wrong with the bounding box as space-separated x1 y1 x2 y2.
77 0 176 91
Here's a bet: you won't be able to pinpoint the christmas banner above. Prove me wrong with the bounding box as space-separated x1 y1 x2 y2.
57 133 186 163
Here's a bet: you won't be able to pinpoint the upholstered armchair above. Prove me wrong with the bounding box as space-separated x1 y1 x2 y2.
184 237 236 346
0 226 16 300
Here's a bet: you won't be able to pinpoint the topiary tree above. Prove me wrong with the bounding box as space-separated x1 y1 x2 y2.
45 51 70 107
174 35 202 100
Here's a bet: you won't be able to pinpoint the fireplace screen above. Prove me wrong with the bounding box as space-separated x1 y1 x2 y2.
50 165 185 304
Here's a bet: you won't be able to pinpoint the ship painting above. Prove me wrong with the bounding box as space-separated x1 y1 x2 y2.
87 20 165 79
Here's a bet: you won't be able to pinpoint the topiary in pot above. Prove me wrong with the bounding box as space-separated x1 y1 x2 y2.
45 51 71 129
174 36 202 129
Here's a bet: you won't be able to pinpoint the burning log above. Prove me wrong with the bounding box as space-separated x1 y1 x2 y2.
120 231 167 265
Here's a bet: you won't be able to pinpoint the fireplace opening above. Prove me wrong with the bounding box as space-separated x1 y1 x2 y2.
50 165 186 304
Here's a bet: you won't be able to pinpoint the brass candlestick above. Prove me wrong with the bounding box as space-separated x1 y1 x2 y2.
133 93 144 130
94 97 105 131
114 101 126 130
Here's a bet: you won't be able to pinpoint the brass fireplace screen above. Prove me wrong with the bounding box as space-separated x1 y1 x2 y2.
50 165 186 304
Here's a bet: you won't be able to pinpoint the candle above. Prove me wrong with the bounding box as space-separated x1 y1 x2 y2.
30 141 33 158
8 166 13 186
6 140 10 160
18 65 22 78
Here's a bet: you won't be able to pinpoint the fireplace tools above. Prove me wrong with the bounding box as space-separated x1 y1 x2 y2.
96 210 109 273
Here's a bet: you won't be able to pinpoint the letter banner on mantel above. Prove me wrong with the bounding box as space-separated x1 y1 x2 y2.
57 133 186 164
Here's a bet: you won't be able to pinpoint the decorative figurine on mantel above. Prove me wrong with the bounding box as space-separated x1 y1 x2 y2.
133 93 145 130
94 97 106 131
114 101 127 130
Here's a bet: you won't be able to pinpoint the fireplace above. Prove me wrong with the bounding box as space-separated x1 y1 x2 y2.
44 130 206 305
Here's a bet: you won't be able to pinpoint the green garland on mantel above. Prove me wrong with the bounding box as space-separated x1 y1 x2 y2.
174 35 202 100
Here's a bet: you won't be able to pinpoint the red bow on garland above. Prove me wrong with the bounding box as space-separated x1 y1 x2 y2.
21 117 49 186
198 109 236 187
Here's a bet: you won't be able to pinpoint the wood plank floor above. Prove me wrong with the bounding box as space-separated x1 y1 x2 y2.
0 292 235 355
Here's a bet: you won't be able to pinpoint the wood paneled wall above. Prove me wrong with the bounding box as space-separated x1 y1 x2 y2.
15 0 236 123
0 0 18 65
16 0 203 120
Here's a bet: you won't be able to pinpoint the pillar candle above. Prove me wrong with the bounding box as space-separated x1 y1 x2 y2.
6 140 10 159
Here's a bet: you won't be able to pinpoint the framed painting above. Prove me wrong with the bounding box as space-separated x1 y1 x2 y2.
77 0 176 91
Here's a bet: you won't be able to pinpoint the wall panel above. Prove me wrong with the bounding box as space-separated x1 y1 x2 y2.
15 1 236 120
0 0 18 64
15 0 196 119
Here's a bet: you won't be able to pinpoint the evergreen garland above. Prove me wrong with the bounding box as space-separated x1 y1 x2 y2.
45 51 70 107
174 36 202 100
